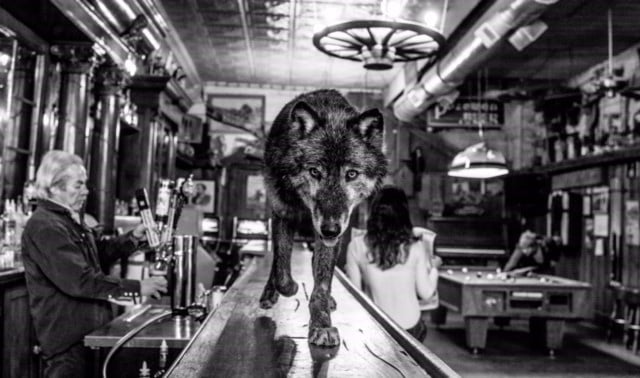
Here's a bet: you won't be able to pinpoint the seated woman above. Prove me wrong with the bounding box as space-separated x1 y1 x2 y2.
504 230 559 275
345 186 439 342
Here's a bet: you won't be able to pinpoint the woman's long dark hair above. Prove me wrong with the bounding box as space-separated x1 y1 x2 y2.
365 186 415 270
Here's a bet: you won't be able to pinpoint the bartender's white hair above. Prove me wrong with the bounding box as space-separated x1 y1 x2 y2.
33 150 85 199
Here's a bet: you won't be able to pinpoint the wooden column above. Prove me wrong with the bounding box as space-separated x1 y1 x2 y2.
128 76 192 196
88 61 128 233
51 43 93 157
128 78 166 196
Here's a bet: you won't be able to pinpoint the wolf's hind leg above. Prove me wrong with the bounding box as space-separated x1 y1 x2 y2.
260 215 298 309
308 243 340 347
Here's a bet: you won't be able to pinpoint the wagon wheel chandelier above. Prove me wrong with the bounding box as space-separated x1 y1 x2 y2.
312 18 445 70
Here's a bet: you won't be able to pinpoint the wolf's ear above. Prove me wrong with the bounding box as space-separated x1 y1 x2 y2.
349 108 384 145
290 101 319 137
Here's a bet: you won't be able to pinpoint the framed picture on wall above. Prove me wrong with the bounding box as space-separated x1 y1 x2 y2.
206 94 265 135
591 187 609 214
190 180 216 214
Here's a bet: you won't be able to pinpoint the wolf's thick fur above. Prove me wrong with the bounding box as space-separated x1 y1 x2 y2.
259 89 387 347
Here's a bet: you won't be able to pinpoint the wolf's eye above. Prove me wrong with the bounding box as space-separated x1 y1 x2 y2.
345 170 359 180
309 168 322 179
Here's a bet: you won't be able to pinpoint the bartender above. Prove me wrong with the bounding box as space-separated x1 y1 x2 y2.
21 150 167 378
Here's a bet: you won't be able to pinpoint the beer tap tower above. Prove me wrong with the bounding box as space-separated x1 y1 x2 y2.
134 175 207 317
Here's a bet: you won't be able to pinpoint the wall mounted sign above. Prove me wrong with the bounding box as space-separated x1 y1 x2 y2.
427 98 504 128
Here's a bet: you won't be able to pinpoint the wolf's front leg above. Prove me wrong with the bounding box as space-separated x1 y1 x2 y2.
260 215 299 309
308 242 340 347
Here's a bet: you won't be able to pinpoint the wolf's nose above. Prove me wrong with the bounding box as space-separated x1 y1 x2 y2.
320 224 341 239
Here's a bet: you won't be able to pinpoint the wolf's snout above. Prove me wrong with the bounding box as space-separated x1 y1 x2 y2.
320 223 341 239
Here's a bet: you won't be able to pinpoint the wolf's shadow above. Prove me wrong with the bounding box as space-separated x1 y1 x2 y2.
253 316 297 377
253 316 341 377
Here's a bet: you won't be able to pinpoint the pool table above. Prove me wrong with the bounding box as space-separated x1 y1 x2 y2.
431 267 592 355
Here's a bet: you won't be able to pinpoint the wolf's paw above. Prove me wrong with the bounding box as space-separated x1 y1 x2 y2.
328 295 336 311
277 280 299 297
259 288 279 309
309 326 340 347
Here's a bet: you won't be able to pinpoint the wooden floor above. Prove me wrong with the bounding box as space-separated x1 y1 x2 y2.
423 313 640 377
166 245 457 377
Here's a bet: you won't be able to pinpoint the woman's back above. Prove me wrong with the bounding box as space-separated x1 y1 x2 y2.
346 228 435 329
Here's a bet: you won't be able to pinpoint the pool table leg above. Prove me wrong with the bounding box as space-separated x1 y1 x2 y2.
544 319 565 353
465 316 488 353
430 305 448 326
529 317 565 355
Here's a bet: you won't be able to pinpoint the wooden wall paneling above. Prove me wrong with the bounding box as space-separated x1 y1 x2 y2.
624 163 640 287
2 279 39 378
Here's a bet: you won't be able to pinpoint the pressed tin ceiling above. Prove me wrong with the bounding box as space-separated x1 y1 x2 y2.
154 0 640 92
155 0 480 90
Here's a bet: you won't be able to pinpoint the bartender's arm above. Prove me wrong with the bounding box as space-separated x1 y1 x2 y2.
23 222 166 300
96 223 150 268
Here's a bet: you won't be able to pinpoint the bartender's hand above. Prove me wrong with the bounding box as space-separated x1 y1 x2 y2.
141 276 168 299
132 223 150 241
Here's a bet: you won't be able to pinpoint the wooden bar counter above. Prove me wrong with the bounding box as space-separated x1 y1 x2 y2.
165 245 459 378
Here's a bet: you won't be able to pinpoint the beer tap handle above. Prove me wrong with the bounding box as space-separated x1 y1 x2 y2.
135 188 160 248
161 193 177 244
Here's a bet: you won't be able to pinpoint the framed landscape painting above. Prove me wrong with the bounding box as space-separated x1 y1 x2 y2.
206 94 265 135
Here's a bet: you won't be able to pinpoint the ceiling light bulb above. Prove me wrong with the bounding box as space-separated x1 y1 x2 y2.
407 86 428 108
422 9 440 29
0 52 10 67
124 56 137 76
382 0 406 18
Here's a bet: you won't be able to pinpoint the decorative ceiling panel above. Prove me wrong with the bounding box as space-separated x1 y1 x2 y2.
155 0 640 92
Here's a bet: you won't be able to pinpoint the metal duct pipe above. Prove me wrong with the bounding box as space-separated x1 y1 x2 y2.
393 0 560 122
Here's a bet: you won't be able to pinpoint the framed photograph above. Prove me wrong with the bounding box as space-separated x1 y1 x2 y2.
591 186 609 214
206 94 265 134
246 174 267 219
190 180 216 214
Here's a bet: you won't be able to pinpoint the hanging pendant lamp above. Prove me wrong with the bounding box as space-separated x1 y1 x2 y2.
447 142 509 179
448 66 509 179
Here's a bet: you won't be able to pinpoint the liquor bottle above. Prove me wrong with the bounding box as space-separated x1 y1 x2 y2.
153 340 168 377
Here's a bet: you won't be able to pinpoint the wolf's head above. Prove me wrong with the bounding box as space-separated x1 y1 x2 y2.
282 98 387 247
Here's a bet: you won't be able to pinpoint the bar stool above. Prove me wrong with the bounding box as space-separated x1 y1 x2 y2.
606 282 627 343
624 287 640 353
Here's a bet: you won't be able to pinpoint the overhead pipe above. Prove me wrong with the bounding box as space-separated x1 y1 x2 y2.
237 0 256 79
393 0 560 122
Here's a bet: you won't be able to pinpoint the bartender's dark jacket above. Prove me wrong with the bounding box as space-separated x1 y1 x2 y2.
21 199 141 358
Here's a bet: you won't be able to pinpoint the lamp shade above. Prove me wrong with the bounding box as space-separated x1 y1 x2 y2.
447 142 509 179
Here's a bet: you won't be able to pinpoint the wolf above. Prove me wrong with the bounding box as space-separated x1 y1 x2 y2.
259 89 387 347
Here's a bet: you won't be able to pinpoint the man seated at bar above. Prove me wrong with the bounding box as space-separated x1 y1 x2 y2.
504 229 560 275
21 150 168 378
